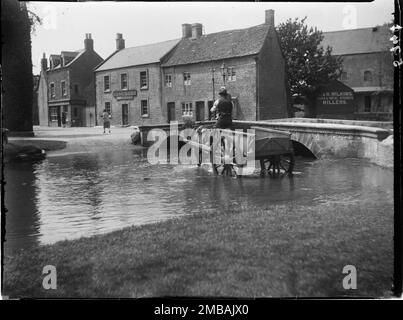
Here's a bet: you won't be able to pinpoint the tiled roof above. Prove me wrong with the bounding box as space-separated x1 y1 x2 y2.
161 23 271 67
95 39 181 72
321 26 391 55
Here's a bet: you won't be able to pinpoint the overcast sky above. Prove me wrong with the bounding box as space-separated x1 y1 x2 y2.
28 1 394 74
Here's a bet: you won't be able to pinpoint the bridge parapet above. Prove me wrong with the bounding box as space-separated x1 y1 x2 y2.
138 119 393 168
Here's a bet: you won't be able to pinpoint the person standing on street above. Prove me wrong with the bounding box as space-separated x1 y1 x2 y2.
101 109 111 134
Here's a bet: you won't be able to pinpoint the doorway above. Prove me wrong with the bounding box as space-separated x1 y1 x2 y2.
122 104 129 125
196 101 205 121
167 102 175 123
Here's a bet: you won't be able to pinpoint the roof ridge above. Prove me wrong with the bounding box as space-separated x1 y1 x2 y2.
201 23 268 37
123 38 181 51
323 26 388 34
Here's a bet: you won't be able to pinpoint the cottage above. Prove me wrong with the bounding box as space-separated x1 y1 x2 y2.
37 34 103 127
94 34 180 126
161 9 288 122
321 26 393 121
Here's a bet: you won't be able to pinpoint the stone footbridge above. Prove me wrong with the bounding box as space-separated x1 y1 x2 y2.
138 118 393 168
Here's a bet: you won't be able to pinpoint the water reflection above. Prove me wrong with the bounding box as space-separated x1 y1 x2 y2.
3 146 393 255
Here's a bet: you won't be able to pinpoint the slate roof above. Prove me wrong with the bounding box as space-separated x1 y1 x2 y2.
321 26 390 55
95 39 181 72
161 23 271 67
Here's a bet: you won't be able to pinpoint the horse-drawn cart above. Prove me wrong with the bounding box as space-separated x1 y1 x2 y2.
184 125 295 177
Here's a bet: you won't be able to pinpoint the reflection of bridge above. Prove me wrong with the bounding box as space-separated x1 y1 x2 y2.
138 118 393 167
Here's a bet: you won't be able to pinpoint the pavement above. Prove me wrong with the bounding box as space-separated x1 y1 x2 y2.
8 126 142 152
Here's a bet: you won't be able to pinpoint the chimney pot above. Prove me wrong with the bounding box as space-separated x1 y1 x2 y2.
84 33 94 51
116 33 125 51
265 9 275 27
191 23 203 39
182 24 192 38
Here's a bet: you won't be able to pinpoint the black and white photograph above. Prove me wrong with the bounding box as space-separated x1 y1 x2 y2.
1 0 401 302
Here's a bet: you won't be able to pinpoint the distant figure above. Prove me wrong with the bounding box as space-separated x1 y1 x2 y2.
210 87 233 129
101 109 111 134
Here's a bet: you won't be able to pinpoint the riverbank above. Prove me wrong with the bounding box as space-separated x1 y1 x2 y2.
3 194 393 298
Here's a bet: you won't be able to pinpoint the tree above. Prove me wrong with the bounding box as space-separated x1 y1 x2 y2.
1 0 35 133
276 17 343 117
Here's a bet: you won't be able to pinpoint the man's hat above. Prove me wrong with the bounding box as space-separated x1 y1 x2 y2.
218 86 227 95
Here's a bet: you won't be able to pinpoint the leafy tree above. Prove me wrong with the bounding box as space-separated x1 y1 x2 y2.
2 0 35 132
276 17 343 116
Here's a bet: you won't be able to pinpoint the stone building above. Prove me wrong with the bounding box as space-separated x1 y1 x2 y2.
321 26 393 121
161 9 288 122
94 34 180 126
37 34 103 127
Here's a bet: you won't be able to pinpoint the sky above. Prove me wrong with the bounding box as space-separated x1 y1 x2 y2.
28 1 394 74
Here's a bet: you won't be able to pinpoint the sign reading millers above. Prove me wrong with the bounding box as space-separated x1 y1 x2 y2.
317 91 354 105
113 89 137 100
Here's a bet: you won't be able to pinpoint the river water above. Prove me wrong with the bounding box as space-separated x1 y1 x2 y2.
3 145 394 255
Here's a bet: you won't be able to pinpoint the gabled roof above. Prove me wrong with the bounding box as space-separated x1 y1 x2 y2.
162 23 271 67
321 26 390 55
95 39 181 72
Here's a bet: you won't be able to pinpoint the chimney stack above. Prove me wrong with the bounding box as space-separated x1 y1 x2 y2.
41 53 47 71
191 23 203 39
84 33 93 51
116 33 125 51
182 24 192 38
265 9 275 27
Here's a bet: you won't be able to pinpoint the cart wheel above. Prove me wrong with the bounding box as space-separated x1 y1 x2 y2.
278 153 295 176
261 153 294 177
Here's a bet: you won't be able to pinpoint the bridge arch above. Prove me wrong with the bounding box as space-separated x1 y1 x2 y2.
290 131 322 159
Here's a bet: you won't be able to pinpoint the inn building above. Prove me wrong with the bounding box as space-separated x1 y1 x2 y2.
37 34 103 127
94 9 288 126
94 34 180 126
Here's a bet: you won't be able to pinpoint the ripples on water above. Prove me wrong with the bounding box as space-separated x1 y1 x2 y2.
4 145 393 253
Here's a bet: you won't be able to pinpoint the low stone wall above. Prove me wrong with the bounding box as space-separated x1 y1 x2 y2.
138 120 394 168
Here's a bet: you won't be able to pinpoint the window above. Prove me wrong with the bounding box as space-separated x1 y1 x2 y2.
49 107 58 121
105 102 111 114
181 102 193 116
165 74 172 87
340 72 348 81
49 83 55 98
61 81 66 97
227 67 236 81
364 96 371 112
120 73 128 90
364 70 372 82
73 107 78 117
104 75 110 92
140 71 148 90
183 72 191 85
74 84 79 94
141 100 149 117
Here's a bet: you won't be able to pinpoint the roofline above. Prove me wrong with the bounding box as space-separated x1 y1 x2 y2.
322 26 388 34
94 61 161 73
331 51 388 57
161 53 259 68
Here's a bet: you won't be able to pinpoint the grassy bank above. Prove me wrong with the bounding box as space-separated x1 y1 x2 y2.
3 199 393 298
